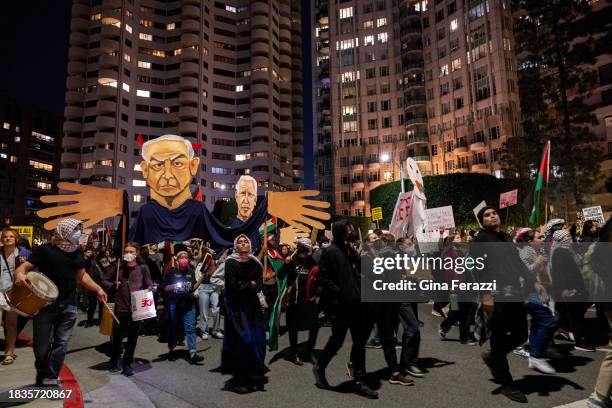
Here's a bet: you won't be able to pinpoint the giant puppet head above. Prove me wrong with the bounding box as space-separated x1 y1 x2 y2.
140 135 201 209
235 175 258 221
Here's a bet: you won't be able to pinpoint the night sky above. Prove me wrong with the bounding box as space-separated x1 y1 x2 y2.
0 0 315 188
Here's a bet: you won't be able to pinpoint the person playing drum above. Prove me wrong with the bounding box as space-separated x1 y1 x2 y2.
13 218 107 386
1 227 25 365
102 242 153 376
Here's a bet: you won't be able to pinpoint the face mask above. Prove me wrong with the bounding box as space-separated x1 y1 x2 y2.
346 231 359 243
68 230 82 245
321 242 331 248
372 240 383 250
178 258 189 269
123 253 137 263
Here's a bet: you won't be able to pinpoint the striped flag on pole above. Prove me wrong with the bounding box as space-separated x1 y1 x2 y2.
529 141 551 226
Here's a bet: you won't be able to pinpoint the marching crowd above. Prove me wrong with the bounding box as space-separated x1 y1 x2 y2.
0 206 611 406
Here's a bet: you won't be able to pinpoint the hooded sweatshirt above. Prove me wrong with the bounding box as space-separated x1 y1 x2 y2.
316 219 361 305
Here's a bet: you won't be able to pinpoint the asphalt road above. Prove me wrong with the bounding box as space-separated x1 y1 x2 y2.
22 304 607 408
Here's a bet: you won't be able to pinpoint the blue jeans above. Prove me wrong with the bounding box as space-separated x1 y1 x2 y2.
168 303 197 354
33 304 78 379
198 284 220 334
527 293 557 358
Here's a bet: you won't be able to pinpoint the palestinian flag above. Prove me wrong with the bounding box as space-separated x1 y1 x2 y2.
259 216 277 237
267 250 287 351
529 141 551 226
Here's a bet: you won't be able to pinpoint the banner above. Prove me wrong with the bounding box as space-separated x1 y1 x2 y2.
424 206 455 230
389 192 413 240
499 189 518 209
582 206 605 224
371 207 383 221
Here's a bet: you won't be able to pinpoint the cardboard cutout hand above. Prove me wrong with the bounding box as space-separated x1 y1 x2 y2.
280 226 309 247
37 182 124 230
267 190 331 233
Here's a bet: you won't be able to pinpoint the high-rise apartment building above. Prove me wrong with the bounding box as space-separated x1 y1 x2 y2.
0 93 63 226
63 0 304 221
314 0 521 216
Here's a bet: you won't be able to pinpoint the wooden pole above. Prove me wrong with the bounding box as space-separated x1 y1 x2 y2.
263 217 268 274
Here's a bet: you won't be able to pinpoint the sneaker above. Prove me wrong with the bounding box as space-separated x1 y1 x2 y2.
313 364 330 389
467 335 479 346
42 378 59 387
587 393 612 408
500 384 527 403
190 353 204 364
389 372 414 386
346 361 355 378
575 343 597 352
365 339 382 349
528 357 556 374
438 325 447 340
405 364 425 378
431 309 443 317
291 354 303 366
212 331 224 339
122 365 134 377
168 350 177 361
354 381 378 399
513 348 530 359
201 333 209 340
109 359 121 372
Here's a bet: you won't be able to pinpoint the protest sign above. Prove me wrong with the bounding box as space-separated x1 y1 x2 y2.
499 189 518 209
424 206 455 230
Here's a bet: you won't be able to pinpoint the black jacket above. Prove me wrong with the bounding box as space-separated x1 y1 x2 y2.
472 228 535 298
317 220 361 306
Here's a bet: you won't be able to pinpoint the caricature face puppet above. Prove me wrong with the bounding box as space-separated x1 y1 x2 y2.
140 136 200 209
235 176 257 222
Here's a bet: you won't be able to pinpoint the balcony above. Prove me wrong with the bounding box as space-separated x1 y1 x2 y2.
70 17 88 32
368 180 381 189
95 131 115 145
95 116 116 129
414 155 430 162
63 120 82 133
64 106 83 119
97 85 118 98
352 200 365 208
62 136 81 149
68 45 87 60
60 168 80 180
407 135 429 144
403 61 424 71
178 121 198 134
453 145 469 154
178 106 199 119
252 2 268 15
69 32 88 46
182 5 200 19
71 3 89 18
470 141 486 151
66 75 85 89
180 62 199 75
181 33 199 47
252 14 268 30
96 100 117 113
181 47 199 61
471 163 488 172
181 18 199 33
67 61 86 75
100 23 121 38
65 91 83 104
100 38 120 53
405 116 428 126
61 152 81 164
179 76 199 90
455 164 469 172
352 181 365 189
404 79 425 89
351 163 364 171
99 53 118 68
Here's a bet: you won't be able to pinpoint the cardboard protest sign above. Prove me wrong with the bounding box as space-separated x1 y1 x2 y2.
389 192 413 240
499 189 518 209
424 206 455 230
582 206 605 224
473 201 487 227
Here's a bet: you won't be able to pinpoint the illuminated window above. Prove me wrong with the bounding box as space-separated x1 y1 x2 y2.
137 89 150 97
339 6 353 19
376 17 387 27
99 78 117 87
384 171 393 181
363 20 373 29
29 160 53 171
125 24 132 33
450 18 458 32
335 38 359 50
235 154 251 161
81 161 95 169
225 5 237 12
122 82 130 92
377 32 388 43
139 33 152 41
173 48 182 56
0 153 6 159
132 179 146 187
364 35 374 46
90 13 101 21
439 64 449 77
98 160 113 166
36 181 52 190
119 160 126 168
235 85 244 92
167 23 175 30
3 122 9 130
133 194 143 202
138 61 151 69
133 163 141 171
14 137 20 142
140 19 153 27
451 58 462 71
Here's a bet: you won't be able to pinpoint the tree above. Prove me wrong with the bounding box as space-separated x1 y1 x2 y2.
212 198 237 225
507 0 605 206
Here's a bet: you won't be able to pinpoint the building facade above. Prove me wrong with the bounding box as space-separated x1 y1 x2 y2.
313 0 521 216
63 0 304 221
0 93 63 226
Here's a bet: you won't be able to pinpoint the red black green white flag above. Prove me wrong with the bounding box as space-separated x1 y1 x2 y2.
529 141 551 226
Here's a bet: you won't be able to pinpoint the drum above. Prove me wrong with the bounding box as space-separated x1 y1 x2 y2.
5 272 58 317
131 290 156 321
99 303 115 336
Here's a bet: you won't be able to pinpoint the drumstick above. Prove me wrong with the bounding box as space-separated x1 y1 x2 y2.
102 300 120 325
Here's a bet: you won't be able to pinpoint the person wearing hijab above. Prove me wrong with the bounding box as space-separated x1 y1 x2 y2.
279 237 319 365
161 250 205 364
14 218 108 386
550 229 593 352
221 234 268 393
102 242 153 376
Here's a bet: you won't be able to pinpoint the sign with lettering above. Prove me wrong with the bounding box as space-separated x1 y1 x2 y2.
389 192 413 239
499 189 518 209
424 205 455 230
371 207 383 221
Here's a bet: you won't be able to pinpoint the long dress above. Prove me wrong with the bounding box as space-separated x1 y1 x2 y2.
221 258 267 380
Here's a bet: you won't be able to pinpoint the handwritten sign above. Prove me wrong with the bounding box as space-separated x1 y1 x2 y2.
11 226 33 245
582 206 605 224
424 206 455 230
371 207 383 221
499 189 518 209
389 192 413 239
